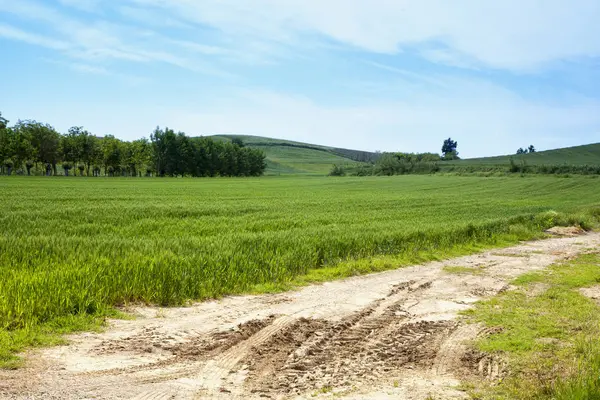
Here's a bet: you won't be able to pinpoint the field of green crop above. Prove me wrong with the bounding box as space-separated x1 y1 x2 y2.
1 175 600 365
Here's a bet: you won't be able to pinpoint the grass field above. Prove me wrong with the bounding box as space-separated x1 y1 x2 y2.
212 135 372 175
456 142 600 166
1 175 600 366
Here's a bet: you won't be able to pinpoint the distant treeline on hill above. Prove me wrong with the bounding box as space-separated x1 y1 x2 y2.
330 151 600 177
0 112 266 177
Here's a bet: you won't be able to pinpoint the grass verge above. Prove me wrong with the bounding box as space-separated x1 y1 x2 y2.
463 253 600 399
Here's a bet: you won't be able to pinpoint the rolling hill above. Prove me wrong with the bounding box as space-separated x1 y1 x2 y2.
210 134 600 175
456 143 600 166
211 135 379 175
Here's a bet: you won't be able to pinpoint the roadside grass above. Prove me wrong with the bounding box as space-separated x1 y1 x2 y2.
463 253 600 399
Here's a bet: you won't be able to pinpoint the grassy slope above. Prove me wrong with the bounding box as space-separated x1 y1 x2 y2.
456 143 600 166
211 134 372 175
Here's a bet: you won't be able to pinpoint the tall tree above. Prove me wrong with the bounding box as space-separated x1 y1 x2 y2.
441 138 459 160
101 135 122 176
15 120 61 175
528 145 536 153
67 127 99 176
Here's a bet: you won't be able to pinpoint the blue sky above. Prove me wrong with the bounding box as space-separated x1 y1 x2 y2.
1 0 600 157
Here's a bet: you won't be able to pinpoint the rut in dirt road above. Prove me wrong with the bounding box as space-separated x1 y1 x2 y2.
1 232 599 400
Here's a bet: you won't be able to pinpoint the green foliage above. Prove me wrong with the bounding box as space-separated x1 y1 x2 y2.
442 137 459 160
328 164 346 176
464 254 600 399
151 128 265 177
0 113 266 177
372 152 440 176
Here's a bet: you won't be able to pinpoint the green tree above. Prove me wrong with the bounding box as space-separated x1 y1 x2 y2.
0 112 7 130
101 135 122 176
67 127 100 176
528 145 536 153
441 138 459 160
231 137 245 147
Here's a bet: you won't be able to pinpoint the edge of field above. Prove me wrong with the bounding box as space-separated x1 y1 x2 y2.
2 207 600 369
460 252 600 399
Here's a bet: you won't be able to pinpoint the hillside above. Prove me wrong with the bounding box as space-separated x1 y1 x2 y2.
211 135 600 175
456 143 600 166
211 135 379 175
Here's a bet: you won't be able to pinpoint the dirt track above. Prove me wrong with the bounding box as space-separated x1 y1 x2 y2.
2 232 599 400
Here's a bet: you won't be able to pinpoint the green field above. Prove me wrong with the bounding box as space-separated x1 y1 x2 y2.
1 175 600 366
212 135 376 175
457 143 600 166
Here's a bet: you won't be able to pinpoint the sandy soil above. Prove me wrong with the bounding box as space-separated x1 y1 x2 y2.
2 232 599 400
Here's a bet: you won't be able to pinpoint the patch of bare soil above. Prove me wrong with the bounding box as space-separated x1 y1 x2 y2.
580 285 600 305
545 226 585 237
1 232 598 400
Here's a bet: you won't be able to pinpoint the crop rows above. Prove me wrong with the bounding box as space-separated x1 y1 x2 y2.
1 175 599 334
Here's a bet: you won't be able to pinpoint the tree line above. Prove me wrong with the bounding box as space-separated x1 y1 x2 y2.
329 137 459 176
0 112 266 177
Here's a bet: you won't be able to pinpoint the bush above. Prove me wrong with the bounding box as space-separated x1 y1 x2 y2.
328 164 346 176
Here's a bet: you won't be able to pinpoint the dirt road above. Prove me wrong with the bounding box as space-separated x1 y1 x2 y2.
2 232 599 400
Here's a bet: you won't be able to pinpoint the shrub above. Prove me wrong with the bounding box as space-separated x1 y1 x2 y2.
328 164 346 176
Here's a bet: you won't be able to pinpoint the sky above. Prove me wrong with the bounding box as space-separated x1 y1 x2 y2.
1 1 600 157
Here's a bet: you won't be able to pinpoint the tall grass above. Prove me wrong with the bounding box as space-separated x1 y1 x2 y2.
0 175 599 364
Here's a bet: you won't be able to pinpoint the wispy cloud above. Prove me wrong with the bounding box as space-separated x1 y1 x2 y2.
165 81 600 157
57 0 101 13
0 0 241 77
126 0 600 71
0 23 70 50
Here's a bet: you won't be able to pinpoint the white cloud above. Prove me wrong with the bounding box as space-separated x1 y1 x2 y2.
164 81 600 157
0 0 239 77
128 0 600 71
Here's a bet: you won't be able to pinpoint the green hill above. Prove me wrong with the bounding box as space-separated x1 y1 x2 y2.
210 135 379 175
456 143 600 166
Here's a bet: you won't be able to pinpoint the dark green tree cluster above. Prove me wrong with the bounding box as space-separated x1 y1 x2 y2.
150 127 265 177
516 145 536 154
0 112 266 177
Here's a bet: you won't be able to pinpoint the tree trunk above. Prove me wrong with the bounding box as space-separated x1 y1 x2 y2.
53 163 57 176
65 169 69 177
7 167 12 176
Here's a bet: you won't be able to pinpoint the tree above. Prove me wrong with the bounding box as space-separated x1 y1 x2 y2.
441 138 459 160
528 145 536 153
66 127 100 176
516 148 527 154
328 164 346 176
231 137 245 148
9 122 35 172
22 121 61 175
0 112 7 130
101 135 122 176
